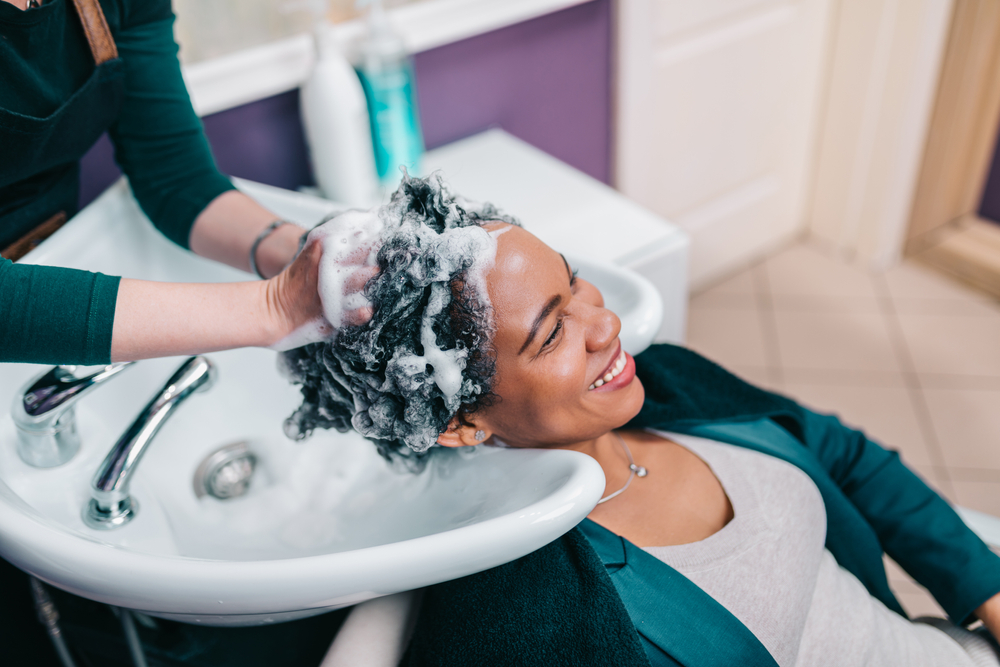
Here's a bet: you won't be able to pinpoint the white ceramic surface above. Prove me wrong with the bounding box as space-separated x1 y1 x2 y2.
0 177 662 626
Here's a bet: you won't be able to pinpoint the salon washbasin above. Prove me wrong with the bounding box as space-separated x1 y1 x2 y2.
0 178 663 626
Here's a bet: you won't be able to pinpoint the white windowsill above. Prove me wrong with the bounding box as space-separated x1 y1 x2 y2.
182 0 591 117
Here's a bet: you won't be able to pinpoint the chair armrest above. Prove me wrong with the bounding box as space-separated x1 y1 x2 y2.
957 506 1000 549
320 590 420 667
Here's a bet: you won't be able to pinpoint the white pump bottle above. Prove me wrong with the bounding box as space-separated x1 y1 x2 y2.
300 9 380 207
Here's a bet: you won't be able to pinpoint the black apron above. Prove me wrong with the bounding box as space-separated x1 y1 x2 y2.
0 0 123 255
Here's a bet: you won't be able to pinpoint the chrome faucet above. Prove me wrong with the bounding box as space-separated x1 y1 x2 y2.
84 356 216 530
12 363 135 468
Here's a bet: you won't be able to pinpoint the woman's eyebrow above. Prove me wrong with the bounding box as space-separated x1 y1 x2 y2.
519 294 562 355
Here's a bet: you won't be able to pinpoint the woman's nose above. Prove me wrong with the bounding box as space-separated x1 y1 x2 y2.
584 304 620 353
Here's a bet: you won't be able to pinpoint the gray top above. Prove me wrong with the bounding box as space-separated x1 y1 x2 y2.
643 432 997 667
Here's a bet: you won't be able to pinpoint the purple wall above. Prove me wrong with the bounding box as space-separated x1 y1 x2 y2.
78 0 611 210
980 114 1000 224
414 0 611 182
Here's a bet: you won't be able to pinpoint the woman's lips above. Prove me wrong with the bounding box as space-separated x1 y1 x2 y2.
590 342 622 387
589 347 635 392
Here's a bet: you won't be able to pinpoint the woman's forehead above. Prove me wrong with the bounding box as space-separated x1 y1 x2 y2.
487 227 568 339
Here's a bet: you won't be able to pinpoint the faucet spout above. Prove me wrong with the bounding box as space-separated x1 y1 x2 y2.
84 356 216 530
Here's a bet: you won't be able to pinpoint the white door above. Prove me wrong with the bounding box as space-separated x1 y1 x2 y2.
616 0 833 288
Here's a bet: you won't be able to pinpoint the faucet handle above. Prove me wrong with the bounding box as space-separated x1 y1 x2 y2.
13 362 135 468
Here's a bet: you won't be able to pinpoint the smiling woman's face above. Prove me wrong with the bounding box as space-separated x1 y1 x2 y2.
470 225 646 449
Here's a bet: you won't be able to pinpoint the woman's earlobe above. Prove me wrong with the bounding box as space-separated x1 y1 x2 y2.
436 418 490 448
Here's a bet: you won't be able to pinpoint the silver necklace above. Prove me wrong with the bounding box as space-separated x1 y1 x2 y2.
596 433 648 504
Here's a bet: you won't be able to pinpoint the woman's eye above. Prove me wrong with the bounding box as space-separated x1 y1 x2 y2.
570 269 579 289
543 319 563 349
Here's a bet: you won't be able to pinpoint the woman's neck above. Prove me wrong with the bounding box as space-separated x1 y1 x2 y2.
3 0 33 10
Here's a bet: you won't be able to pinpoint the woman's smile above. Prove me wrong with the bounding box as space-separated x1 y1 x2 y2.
589 348 635 391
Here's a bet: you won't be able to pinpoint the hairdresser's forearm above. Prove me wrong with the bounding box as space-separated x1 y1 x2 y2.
110 279 282 361
188 190 303 279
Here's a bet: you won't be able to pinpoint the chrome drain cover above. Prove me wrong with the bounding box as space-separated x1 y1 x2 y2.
193 441 257 500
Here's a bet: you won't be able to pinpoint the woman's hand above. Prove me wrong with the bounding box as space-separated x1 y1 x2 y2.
264 233 377 350
976 592 1000 639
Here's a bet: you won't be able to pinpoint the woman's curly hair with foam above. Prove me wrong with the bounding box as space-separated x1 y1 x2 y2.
280 174 519 470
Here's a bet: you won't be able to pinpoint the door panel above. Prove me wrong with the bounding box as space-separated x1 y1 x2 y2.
618 0 832 287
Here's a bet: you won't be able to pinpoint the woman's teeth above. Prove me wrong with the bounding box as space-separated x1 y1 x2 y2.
589 350 627 390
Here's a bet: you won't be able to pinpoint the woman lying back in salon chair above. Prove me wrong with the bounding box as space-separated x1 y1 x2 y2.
282 176 1000 667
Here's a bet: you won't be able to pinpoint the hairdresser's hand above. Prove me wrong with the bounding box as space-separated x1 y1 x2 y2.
265 234 377 350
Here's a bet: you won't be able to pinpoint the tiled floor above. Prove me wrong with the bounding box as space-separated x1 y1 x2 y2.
676 241 1000 618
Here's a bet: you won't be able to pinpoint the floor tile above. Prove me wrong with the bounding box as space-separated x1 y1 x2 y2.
765 244 879 298
781 368 906 387
689 268 758 309
685 306 768 368
781 382 936 468
915 374 1000 390
951 480 1000 518
692 266 758 297
922 388 1000 470
895 590 947 619
885 261 996 301
727 365 782 392
896 313 1000 377
890 297 1000 317
771 294 882 313
947 467 1000 483
773 310 900 373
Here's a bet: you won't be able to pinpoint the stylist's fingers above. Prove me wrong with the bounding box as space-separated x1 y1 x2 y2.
340 266 378 327
268 234 326 338
342 306 374 327
343 265 379 295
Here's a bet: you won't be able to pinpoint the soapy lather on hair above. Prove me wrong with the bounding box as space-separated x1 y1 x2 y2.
280 174 519 469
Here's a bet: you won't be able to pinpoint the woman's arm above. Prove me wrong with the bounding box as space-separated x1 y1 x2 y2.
797 409 1000 627
110 235 376 361
110 236 328 361
188 189 304 279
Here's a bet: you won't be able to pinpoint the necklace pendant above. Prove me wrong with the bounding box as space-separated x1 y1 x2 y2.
630 464 648 477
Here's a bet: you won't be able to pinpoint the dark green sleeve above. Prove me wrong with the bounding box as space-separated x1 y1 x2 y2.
0 258 120 365
109 7 235 248
800 408 1000 625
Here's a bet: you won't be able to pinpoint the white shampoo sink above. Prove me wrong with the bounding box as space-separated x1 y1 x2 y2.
0 177 663 626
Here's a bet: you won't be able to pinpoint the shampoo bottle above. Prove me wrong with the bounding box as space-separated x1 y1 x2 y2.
300 4 380 207
355 0 425 189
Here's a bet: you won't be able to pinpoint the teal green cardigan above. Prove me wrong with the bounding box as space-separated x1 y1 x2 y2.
401 345 1000 667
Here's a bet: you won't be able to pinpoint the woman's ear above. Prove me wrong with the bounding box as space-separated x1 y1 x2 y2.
437 417 490 448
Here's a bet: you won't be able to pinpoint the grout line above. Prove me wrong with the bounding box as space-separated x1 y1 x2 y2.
871 272 955 496
751 261 784 388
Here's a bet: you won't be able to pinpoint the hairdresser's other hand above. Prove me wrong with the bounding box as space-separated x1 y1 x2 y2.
265 235 377 350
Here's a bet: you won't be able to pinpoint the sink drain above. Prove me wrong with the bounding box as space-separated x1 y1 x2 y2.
193 441 258 500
